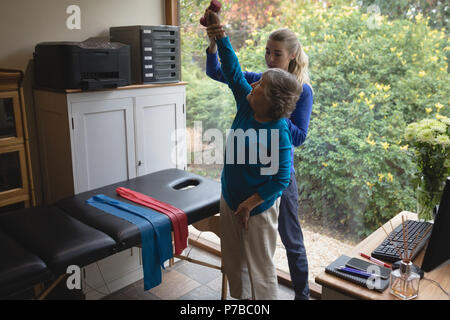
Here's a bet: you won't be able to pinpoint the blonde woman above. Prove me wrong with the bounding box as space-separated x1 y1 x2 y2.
206 26 313 300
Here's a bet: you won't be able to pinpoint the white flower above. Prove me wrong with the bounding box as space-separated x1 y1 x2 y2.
417 128 436 144
445 159 450 168
419 119 434 128
429 121 447 134
435 134 450 147
404 123 418 141
437 115 450 126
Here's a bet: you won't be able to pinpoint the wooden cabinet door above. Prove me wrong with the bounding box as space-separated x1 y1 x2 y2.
0 91 30 208
0 146 29 207
0 91 22 142
70 97 136 194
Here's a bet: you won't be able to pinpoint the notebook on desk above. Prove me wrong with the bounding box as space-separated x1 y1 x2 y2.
325 255 389 293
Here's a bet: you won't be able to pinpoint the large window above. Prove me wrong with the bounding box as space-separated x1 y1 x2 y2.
180 0 449 283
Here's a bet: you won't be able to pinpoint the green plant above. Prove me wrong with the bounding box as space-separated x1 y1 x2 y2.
180 0 450 238
404 116 450 220
358 0 450 33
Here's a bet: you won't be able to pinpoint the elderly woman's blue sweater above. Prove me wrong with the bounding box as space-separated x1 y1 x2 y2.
216 36 292 216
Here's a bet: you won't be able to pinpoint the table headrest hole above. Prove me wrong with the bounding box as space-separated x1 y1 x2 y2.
172 179 200 190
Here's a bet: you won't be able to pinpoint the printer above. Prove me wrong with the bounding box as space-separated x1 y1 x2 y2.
33 38 131 90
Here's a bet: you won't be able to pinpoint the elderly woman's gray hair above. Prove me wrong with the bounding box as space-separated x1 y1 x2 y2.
262 68 302 120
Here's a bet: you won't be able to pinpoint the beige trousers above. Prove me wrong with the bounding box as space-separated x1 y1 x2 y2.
220 195 280 300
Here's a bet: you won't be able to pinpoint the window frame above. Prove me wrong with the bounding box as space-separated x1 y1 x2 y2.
165 0 180 26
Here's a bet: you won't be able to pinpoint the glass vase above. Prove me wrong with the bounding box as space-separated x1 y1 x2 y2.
390 261 420 300
416 184 442 222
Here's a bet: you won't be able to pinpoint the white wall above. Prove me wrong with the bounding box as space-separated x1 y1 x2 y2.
0 0 165 70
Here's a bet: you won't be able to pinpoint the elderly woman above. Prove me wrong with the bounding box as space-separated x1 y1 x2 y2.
204 10 301 300
206 26 313 300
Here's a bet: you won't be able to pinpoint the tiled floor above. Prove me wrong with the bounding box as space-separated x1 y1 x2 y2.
102 245 295 300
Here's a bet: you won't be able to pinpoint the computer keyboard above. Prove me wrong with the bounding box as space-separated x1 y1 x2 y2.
371 220 433 263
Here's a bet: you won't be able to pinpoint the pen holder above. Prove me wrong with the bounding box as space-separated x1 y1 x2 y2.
389 260 420 300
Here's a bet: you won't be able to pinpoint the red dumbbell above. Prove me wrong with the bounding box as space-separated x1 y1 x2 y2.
200 0 222 26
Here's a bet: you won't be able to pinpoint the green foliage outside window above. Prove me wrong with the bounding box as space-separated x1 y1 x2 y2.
181 0 449 239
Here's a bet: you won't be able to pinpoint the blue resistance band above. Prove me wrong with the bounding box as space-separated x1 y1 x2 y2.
86 194 173 290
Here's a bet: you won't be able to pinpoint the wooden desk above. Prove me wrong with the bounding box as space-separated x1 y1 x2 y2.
315 211 449 300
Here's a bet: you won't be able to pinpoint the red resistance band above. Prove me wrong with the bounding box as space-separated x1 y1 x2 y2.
116 187 188 255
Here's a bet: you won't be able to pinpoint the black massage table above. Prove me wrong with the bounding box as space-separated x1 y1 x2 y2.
0 169 221 300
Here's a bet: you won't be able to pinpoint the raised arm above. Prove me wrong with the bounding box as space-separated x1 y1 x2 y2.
206 46 263 85
215 36 252 104
206 47 228 84
205 14 260 94
204 10 252 106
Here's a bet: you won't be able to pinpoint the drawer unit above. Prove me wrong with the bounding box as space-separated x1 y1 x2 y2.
110 25 180 84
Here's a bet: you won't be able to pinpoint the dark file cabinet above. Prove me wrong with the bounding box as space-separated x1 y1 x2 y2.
110 25 180 84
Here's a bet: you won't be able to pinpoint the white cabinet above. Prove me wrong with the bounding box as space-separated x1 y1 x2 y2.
35 83 187 203
71 97 136 194
34 83 186 299
134 93 185 177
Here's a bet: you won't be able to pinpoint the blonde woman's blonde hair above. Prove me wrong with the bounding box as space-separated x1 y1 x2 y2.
268 28 311 90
